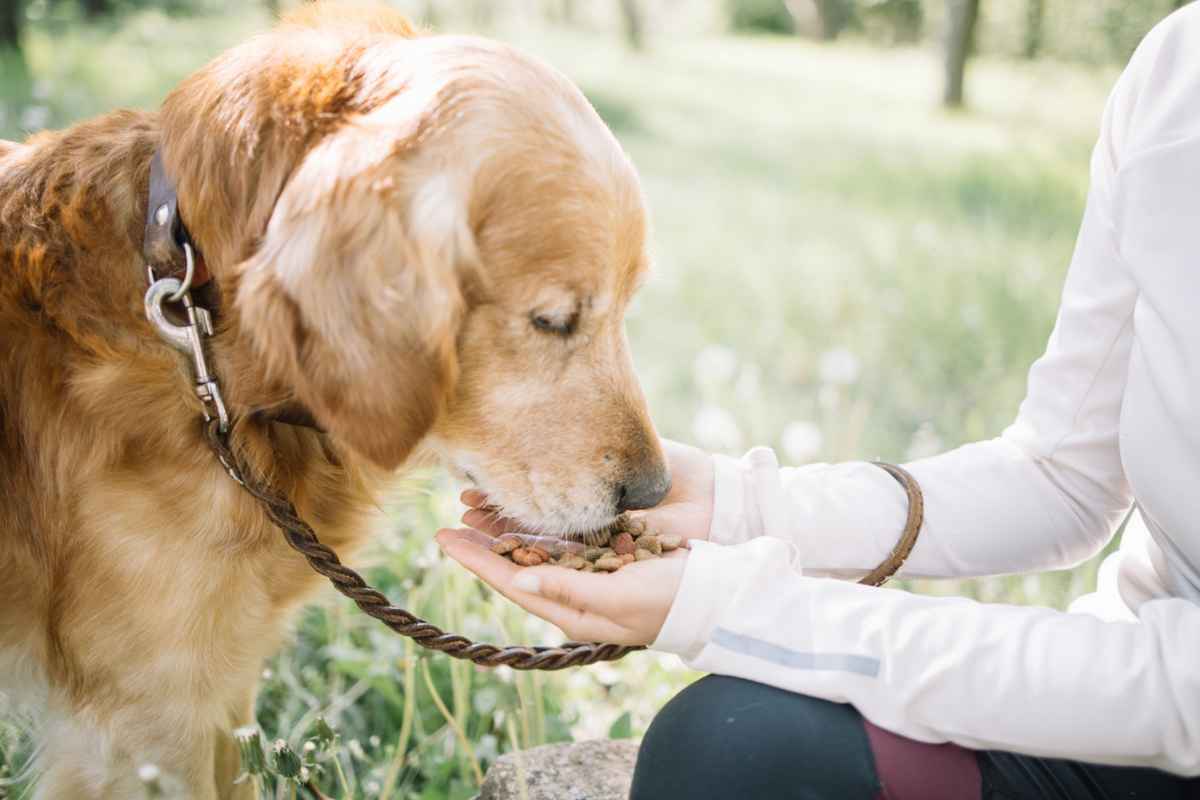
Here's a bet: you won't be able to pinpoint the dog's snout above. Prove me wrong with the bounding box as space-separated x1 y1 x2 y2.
616 465 671 512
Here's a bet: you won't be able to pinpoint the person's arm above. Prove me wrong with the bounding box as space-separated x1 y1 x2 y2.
710 24 1178 579
654 536 1200 775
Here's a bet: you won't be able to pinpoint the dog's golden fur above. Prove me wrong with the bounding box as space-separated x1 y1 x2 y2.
0 5 665 797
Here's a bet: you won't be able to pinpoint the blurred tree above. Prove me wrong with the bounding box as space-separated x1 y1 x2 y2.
1 0 23 54
80 0 112 18
732 0 796 34
619 0 645 50
1023 0 1044 58
812 0 855 39
263 0 280 17
943 0 980 108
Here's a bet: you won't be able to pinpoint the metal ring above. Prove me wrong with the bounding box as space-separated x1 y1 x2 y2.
167 243 196 303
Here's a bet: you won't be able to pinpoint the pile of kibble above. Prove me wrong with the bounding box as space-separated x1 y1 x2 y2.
489 515 682 572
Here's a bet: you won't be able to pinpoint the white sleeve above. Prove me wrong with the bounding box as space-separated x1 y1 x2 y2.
654 538 1200 776
708 19 1166 580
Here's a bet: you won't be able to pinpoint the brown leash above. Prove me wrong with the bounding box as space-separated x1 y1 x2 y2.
202 419 645 669
145 149 925 671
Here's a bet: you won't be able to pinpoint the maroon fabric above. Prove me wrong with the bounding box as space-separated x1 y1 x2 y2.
864 719 982 800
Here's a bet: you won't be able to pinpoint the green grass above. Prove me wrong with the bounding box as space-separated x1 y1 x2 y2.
1 5 1121 798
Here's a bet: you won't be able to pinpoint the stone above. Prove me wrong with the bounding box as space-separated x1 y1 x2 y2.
478 740 639 800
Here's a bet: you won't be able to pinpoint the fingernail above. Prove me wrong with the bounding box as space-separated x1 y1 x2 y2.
512 571 541 595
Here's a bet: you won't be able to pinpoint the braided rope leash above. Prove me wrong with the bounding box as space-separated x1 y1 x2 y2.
202 421 923 671
203 420 643 670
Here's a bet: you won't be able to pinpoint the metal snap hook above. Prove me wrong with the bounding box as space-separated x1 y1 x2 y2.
144 277 192 353
144 276 229 433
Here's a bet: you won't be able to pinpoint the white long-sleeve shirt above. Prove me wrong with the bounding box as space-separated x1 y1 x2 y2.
652 6 1200 776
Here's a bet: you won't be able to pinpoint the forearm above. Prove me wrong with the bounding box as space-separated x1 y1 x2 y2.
712 434 1131 578
656 539 1200 775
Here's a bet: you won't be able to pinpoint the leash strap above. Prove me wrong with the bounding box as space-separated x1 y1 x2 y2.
203 419 645 670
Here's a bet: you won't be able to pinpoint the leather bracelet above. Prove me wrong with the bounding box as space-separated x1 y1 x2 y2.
856 462 924 587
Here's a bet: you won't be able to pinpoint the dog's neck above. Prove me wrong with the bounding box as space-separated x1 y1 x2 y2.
0 110 160 335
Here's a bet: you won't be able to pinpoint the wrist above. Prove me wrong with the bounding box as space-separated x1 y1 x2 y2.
651 537 801 660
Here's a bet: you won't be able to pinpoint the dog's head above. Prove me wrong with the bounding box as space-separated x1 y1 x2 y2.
160 5 668 536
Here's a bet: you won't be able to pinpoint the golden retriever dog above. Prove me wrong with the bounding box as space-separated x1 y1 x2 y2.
0 4 669 797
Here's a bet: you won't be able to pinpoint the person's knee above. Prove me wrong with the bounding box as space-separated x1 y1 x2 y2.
631 675 876 800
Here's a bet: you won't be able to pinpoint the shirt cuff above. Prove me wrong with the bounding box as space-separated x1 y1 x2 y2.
709 447 778 546
652 540 726 659
652 537 801 661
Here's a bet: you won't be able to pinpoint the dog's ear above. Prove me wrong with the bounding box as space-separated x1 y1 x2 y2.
236 119 473 469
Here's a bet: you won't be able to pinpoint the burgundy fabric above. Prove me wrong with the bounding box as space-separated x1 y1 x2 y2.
864 719 982 800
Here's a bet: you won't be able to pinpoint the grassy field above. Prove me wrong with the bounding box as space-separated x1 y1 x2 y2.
1 4 1121 798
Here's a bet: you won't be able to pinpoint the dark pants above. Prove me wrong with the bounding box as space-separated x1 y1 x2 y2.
631 675 1199 800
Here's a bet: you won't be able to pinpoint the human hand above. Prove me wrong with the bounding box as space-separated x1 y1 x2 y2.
459 438 715 542
434 527 687 646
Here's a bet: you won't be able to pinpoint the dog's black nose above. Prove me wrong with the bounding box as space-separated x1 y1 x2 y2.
616 467 672 511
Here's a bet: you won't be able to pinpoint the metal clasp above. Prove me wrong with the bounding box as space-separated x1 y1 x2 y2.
144 276 230 434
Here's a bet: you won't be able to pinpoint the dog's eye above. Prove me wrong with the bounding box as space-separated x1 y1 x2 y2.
530 311 577 336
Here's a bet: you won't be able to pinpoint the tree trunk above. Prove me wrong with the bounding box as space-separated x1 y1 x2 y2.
263 0 280 18
943 0 980 108
0 0 22 53
1022 0 1043 59
619 0 644 51
813 0 854 40
80 0 112 19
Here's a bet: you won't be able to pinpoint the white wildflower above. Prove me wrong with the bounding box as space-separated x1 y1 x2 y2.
692 405 743 452
819 348 860 386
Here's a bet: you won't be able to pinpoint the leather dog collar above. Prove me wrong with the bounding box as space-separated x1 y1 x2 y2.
143 150 211 290
141 148 322 432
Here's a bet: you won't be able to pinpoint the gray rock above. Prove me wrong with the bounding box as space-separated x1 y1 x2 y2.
479 740 639 800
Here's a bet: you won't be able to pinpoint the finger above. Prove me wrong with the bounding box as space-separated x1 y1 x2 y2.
436 529 633 643
461 507 530 537
460 490 491 509
441 527 496 549
628 504 703 543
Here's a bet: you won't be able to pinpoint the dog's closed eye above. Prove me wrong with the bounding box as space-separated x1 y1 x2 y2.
530 308 579 336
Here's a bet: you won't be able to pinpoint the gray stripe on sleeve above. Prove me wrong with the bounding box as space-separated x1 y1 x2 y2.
712 627 880 678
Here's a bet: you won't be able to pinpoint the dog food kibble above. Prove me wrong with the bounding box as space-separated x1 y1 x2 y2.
510 547 546 567
612 532 636 555
490 537 520 556
594 555 624 572
487 515 683 572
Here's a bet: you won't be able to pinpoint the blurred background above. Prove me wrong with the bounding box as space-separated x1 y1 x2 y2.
0 0 1190 797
